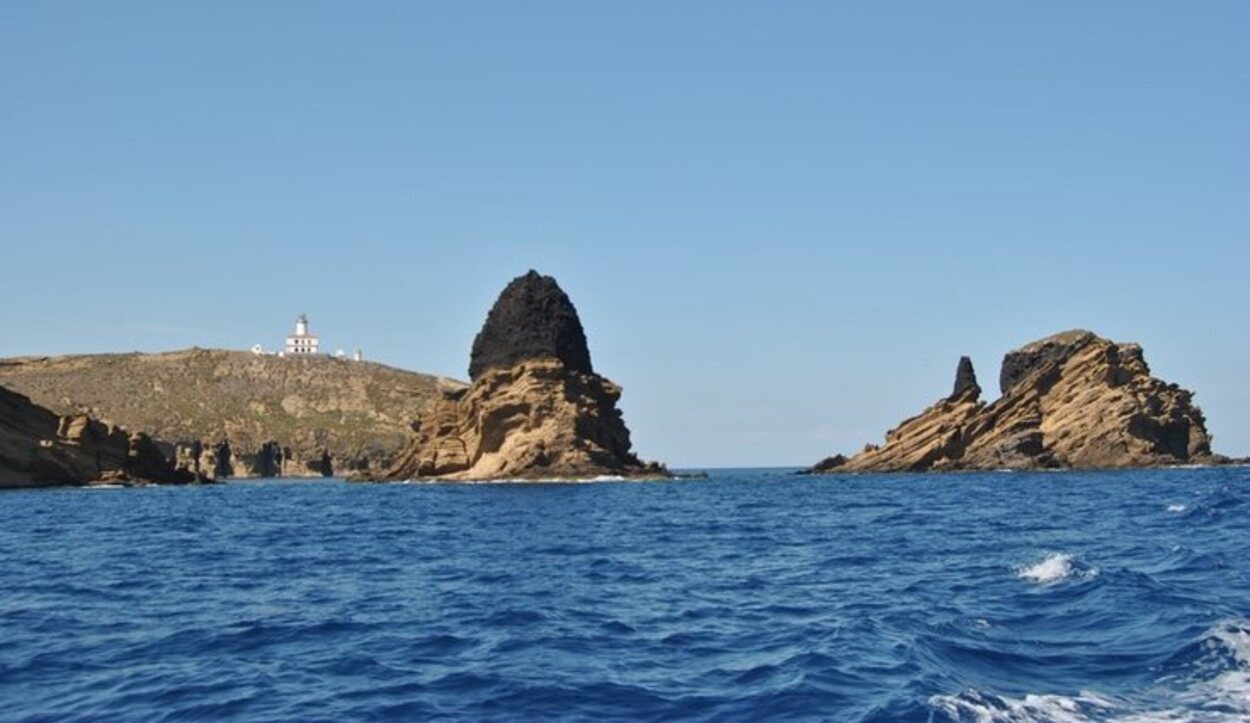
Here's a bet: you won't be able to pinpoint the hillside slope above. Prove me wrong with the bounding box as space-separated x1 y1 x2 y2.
0 349 463 477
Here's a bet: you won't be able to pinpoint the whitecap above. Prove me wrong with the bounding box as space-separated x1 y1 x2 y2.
1167 503 1186 512
929 688 1120 722
929 620 1250 722
1017 552 1093 584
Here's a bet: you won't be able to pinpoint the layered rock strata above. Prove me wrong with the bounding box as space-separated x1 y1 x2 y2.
1 385 200 488
375 271 665 481
811 330 1218 472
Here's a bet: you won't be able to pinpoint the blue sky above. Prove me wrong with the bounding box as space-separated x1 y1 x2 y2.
2 2 1247 467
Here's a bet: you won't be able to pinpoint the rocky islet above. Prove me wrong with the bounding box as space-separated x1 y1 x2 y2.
0 287 1240 487
373 271 666 481
809 330 1219 473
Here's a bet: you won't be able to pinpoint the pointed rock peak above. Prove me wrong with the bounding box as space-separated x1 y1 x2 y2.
468 270 593 380
951 356 981 400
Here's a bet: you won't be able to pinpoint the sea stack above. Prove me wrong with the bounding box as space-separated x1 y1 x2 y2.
810 330 1218 472
377 271 666 480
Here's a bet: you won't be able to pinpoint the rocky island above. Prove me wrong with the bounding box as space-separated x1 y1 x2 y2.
811 330 1220 473
1 385 198 488
372 270 667 481
0 350 461 479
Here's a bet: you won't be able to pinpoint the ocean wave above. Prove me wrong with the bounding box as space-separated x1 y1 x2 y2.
929 619 1250 722
1016 552 1098 585
930 688 1121 722
4 467 1248 721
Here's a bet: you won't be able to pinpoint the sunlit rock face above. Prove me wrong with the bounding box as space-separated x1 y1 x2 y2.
378 271 666 481
811 330 1216 473
0 385 197 488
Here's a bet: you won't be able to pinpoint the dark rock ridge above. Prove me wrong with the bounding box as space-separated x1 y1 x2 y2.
373 271 666 481
469 270 593 380
0 349 461 478
810 330 1220 473
1 384 200 488
951 356 980 400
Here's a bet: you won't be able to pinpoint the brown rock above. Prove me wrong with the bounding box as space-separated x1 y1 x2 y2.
0 349 461 478
1 385 200 487
813 330 1217 473
374 271 665 481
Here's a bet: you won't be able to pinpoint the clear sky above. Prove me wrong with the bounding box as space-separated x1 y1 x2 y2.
2 2 1247 467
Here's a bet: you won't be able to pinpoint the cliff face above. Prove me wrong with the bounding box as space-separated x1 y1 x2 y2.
813 330 1215 472
0 385 197 488
376 271 664 481
0 350 461 478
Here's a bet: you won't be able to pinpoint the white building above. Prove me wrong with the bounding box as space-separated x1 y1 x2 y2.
285 314 320 355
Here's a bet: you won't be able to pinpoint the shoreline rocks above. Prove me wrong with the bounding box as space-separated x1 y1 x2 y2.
809 330 1222 473
1 385 203 488
0 349 460 479
370 271 667 481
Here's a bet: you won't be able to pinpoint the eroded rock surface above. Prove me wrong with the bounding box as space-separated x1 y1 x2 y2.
0 349 460 478
1 385 199 488
812 330 1217 472
376 271 664 481
469 270 594 380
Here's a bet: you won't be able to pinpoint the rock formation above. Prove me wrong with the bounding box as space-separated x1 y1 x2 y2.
810 330 1219 472
375 271 666 481
1 385 200 488
469 270 594 379
0 349 461 478
951 356 980 400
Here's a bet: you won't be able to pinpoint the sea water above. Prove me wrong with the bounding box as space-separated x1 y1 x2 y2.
1 468 1247 721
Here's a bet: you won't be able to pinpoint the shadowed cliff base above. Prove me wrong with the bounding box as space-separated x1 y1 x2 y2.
369 270 667 481
0 385 205 488
809 330 1228 473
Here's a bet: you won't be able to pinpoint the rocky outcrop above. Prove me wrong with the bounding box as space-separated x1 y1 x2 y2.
469 270 594 380
0 350 461 478
1 385 200 488
951 356 980 400
374 271 665 481
811 330 1219 473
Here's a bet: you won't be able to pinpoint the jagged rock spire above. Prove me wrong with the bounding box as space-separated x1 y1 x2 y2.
951 356 981 400
469 270 594 381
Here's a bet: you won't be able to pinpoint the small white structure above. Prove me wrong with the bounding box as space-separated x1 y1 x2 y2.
285 314 320 355
353 349 363 362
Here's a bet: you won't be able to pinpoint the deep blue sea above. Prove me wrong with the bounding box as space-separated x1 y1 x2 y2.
2 468 1248 722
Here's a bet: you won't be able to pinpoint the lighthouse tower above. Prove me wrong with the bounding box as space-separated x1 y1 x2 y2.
285 314 320 355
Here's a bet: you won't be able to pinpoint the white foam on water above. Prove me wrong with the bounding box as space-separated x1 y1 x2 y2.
1017 552 1095 584
1184 620 1250 716
929 620 1250 722
929 689 1120 723
1167 503 1187 512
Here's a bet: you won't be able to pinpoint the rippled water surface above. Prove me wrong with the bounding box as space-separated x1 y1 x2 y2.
2 468 1248 721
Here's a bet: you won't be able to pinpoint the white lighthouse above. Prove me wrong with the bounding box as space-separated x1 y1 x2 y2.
285 314 320 355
